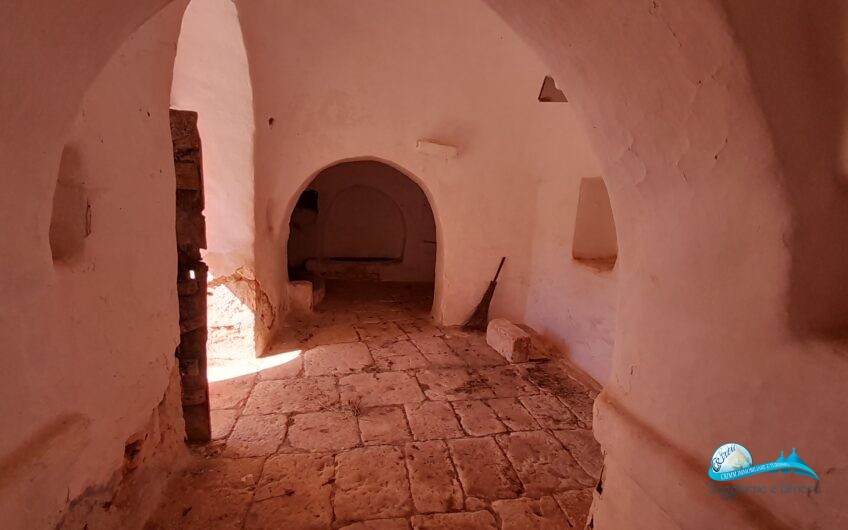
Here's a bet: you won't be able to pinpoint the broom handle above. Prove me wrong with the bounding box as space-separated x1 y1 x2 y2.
492 257 506 283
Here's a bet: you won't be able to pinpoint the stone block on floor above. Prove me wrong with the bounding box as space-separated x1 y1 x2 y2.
486 318 531 363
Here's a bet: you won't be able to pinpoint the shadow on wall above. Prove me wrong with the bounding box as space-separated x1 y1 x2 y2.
724 0 848 339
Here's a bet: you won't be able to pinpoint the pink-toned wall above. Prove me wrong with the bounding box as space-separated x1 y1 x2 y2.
289 161 438 283
238 0 618 381
0 3 189 528
485 0 848 527
171 0 255 277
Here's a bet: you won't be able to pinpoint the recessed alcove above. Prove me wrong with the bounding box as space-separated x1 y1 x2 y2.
49 145 89 262
538 75 568 102
572 177 617 271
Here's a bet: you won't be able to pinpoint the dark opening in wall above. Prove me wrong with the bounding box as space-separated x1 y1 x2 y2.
573 177 617 271
538 75 568 102
287 160 436 284
296 189 319 212
49 145 90 262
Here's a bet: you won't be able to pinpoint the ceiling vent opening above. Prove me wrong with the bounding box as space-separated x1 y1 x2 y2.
538 75 568 102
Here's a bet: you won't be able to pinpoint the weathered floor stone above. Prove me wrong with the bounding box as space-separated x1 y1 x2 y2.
243 376 338 414
410 511 498 529
256 355 303 380
370 340 430 371
247 453 335 529
519 393 579 429
334 446 413 523
558 392 595 429
478 365 538 397
415 367 494 401
339 372 425 407
497 431 594 495
553 429 603 479
404 440 464 513
209 374 256 410
452 400 506 436
553 488 594 528
148 457 263 530
443 332 507 367
447 437 522 500
411 336 466 367
397 318 443 337
286 411 360 452
405 401 464 440
358 406 412 445
150 282 604 529
304 341 373 376
210 408 239 440
355 321 408 341
487 398 540 431
224 413 287 457
492 496 569 530
339 519 412 530
306 323 359 347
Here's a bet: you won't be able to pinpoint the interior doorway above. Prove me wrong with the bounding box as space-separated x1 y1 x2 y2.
287 160 437 308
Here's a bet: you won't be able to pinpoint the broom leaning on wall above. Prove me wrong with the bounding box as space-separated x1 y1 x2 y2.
463 257 506 331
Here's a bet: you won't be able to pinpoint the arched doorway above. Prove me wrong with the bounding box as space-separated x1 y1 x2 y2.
287 160 437 310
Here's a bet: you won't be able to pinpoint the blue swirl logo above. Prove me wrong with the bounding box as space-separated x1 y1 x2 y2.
708 443 819 481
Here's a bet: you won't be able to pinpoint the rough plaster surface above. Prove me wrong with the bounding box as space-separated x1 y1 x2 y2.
0 3 190 528
238 0 616 379
484 0 848 527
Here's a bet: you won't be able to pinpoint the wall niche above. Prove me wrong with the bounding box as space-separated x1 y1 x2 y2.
49 145 90 262
572 176 617 271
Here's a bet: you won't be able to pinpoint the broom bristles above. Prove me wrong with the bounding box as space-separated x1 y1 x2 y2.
463 283 496 331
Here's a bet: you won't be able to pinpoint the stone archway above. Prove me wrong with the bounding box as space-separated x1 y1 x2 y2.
284 159 438 312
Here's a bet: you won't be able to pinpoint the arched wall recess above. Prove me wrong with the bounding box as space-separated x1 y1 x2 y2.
49 145 90 262
572 176 617 270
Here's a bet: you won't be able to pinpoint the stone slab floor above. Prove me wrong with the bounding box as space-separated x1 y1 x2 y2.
146 281 602 529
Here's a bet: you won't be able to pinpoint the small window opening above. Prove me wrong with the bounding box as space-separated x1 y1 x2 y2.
538 75 568 102
573 177 617 271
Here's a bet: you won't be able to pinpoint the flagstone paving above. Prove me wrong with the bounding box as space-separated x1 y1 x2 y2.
146 282 601 529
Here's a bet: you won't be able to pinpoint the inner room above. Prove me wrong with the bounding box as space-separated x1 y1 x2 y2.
286 159 438 313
